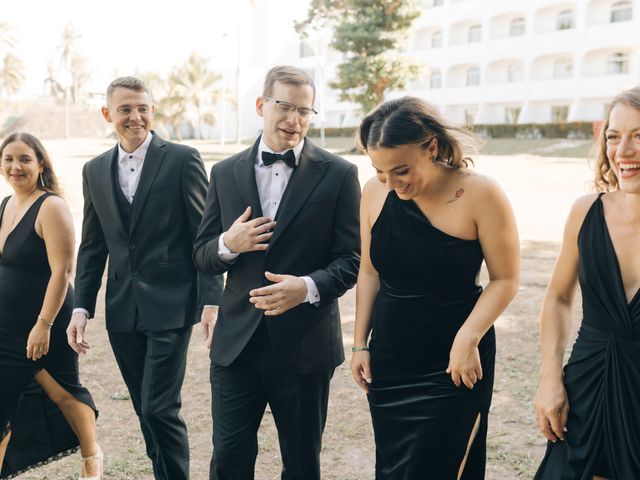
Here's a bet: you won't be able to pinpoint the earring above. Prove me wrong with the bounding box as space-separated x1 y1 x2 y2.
39 172 45 188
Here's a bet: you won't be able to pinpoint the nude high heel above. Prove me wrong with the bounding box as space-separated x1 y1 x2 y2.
79 445 103 480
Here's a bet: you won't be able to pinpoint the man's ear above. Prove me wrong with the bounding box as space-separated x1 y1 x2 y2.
101 106 112 123
256 96 265 118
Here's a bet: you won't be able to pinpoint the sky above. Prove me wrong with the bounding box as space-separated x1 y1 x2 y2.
2 0 310 98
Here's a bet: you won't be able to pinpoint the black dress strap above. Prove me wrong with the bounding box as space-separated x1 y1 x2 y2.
0 196 9 227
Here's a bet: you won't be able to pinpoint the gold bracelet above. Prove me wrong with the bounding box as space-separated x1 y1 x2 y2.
38 316 54 327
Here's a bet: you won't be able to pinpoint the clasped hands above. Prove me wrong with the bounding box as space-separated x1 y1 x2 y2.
224 206 308 316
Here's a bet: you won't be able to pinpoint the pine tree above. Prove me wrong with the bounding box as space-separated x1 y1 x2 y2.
296 0 421 114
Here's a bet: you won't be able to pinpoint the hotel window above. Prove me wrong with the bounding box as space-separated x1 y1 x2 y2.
509 18 526 36
557 10 575 30
551 105 569 122
607 52 629 74
432 31 443 48
466 67 481 86
430 72 442 88
611 1 632 22
553 59 573 79
468 25 482 43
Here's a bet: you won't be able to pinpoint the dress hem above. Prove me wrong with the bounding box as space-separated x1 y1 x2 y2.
0 445 80 479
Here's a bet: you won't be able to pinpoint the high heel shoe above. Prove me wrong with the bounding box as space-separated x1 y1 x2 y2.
79 445 103 480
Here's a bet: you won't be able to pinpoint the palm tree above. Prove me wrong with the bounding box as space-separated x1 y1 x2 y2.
0 23 24 98
0 53 25 97
172 53 222 139
43 62 65 100
0 22 15 51
57 24 88 104
140 71 189 140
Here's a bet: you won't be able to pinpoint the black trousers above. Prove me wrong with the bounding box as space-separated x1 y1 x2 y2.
108 324 192 480
210 322 334 480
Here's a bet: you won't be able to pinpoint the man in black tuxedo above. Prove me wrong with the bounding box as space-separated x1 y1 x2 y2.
67 76 222 480
193 65 361 479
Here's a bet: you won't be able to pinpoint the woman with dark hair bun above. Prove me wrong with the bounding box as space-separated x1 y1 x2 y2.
0 133 101 479
534 87 640 479
351 97 519 479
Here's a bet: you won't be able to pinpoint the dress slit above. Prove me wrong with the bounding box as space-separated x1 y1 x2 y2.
0 194 98 479
368 190 494 479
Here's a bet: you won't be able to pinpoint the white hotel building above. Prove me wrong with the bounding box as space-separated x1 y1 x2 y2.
292 0 640 128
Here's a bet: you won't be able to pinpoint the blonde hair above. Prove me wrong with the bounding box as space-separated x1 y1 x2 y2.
594 86 640 191
263 65 315 102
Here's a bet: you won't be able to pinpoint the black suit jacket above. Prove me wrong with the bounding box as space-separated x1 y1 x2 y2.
74 132 223 332
193 137 360 372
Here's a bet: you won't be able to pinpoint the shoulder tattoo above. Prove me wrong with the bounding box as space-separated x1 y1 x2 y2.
446 188 465 204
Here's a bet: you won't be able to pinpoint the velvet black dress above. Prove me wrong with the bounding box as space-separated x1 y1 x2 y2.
368 191 495 479
0 194 97 479
534 194 640 479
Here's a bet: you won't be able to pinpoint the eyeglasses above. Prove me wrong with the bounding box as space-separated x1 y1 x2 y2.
263 96 317 119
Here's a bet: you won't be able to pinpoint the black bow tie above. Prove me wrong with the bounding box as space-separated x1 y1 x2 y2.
262 150 297 169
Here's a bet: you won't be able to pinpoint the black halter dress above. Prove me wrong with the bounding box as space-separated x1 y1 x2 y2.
535 193 640 479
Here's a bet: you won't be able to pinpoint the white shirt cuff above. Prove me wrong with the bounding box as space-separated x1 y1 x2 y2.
218 233 240 262
72 308 90 319
301 276 320 306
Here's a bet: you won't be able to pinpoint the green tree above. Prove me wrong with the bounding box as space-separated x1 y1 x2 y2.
296 0 421 114
171 53 222 139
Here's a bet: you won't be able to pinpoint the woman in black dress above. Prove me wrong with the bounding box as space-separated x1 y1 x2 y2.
351 97 520 479
534 88 640 479
0 133 101 479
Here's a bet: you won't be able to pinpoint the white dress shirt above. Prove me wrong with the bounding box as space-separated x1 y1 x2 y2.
218 138 320 305
117 132 153 203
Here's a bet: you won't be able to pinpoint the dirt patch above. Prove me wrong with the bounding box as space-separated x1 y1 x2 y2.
6 140 590 479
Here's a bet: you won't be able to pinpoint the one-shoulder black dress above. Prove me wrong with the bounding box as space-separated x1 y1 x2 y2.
0 194 97 479
368 191 495 479
535 194 640 479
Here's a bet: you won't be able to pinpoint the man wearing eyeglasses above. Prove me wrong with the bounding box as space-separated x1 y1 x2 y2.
193 65 361 480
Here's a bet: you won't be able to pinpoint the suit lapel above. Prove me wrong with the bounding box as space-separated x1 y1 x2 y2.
102 147 127 236
234 138 263 217
129 133 166 235
268 139 328 247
